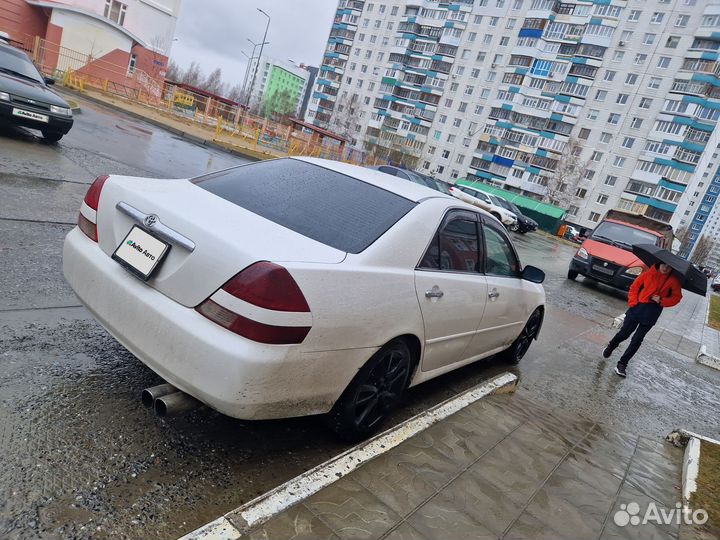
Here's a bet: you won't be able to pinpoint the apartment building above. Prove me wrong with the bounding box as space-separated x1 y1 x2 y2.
308 0 720 253
246 55 311 117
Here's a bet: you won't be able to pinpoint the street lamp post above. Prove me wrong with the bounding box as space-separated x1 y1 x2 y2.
245 8 270 113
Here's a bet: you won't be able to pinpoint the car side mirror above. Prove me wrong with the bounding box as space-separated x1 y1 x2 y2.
522 265 545 284
44 77 55 86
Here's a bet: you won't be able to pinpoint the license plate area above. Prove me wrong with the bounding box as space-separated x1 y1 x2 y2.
12 108 49 123
112 226 170 281
591 264 615 275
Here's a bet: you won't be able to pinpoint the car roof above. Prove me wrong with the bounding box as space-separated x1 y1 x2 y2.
295 157 454 203
0 41 29 59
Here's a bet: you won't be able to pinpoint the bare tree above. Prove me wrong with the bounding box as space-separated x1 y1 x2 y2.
227 83 244 103
202 67 225 95
165 59 182 81
544 139 590 209
690 235 715 266
182 61 202 87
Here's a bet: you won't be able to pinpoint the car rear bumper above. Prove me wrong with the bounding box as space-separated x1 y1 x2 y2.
62 227 374 420
0 100 73 133
569 257 635 290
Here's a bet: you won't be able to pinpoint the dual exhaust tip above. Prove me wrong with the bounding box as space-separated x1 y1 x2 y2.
142 383 201 417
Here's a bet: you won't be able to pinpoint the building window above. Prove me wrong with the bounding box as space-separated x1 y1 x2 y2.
576 188 588 198
666 36 680 48
647 77 662 90
603 71 616 82
587 109 600 120
592 151 603 162
657 56 671 69
608 113 621 125
616 94 629 105
578 128 591 140
628 10 641 22
675 14 690 27
630 117 643 129
600 132 612 143
613 156 626 167
589 212 601 222
500 36 510 46
605 175 617 186
625 73 638 85
650 12 665 24
127 53 137 74
104 0 127 25
639 98 652 109
634 53 647 65
597 194 609 204
643 33 656 45
622 137 635 149
441 150 450 159
613 51 624 62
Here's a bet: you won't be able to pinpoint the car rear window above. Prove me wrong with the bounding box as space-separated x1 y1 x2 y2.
193 159 416 253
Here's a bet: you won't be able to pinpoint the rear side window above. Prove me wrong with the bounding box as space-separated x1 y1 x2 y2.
193 159 416 253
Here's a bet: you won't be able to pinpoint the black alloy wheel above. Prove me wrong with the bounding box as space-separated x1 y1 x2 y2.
328 339 413 442
502 309 542 365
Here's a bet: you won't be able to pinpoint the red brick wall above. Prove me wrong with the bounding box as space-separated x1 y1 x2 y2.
75 48 131 85
131 44 168 80
0 0 48 41
39 22 63 73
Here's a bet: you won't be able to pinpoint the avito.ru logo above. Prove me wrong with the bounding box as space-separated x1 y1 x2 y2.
614 502 708 527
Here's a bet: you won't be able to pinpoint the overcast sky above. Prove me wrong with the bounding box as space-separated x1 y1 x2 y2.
170 0 337 89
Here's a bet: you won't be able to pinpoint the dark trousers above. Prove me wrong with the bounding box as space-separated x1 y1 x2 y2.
608 316 654 367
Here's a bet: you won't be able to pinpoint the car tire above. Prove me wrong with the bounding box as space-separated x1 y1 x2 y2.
509 222 520 233
42 130 63 142
568 269 578 280
326 338 413 442
501 309 542 365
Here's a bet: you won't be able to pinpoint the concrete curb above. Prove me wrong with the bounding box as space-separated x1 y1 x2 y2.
697 345 720 370
177 372 519 540
55 87 263 162
682 436 700 508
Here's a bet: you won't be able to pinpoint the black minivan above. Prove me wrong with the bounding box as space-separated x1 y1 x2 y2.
0 41 74 141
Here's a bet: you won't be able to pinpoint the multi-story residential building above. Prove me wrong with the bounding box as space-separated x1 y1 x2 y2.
1 0 181 83
308 0 720 236
246 55 311 117
299 65 320 119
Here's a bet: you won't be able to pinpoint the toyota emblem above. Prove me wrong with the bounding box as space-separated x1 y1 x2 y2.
144 214 158 227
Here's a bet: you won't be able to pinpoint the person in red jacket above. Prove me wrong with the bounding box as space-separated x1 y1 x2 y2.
603 263 682 377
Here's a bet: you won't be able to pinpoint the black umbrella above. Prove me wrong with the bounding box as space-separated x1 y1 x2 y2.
632 244 708 297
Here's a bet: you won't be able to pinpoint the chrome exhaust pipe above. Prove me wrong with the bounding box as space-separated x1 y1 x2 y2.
141 383 177 408
154 391 201 417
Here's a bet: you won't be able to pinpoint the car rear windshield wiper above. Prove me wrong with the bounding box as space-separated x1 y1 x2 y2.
0 67 42 83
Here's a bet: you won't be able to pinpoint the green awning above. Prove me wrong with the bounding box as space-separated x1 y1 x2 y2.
456 180 566 219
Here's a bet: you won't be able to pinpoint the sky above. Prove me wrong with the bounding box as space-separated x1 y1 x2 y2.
170 0 337 90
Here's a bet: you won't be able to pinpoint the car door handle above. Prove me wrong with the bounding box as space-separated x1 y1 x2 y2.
425 287 444 299
488 289 500 299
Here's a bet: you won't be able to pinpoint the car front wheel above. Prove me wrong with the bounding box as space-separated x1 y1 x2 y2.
327 339 413 442
42 130 63 142
501 309 542 365
568 269 578 280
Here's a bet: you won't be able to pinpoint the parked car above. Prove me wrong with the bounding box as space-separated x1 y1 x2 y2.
369 165 452 195
0 40 74 141
63 157 546 441
568 210 674 291
712 276 720 292
490 194 538 234
448 184 518 229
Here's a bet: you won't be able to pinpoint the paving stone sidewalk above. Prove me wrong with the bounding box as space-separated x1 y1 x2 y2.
233 393 683 540
653 290 720 359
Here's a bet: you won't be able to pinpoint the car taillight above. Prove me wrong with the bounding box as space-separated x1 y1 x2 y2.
78 175 108 242
196 262 311 345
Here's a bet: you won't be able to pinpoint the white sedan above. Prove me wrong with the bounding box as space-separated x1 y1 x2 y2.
449 184 518 229
63 157 545 441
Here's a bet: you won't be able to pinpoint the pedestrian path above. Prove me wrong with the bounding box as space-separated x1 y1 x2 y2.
233 393 683 540
654 290 720 358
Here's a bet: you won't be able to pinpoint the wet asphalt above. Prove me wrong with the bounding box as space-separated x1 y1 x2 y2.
1 96 719 540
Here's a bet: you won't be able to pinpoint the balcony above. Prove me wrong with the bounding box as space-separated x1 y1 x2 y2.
670 80 709 96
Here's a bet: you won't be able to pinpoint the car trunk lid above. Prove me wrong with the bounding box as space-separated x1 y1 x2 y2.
95 176 347 307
